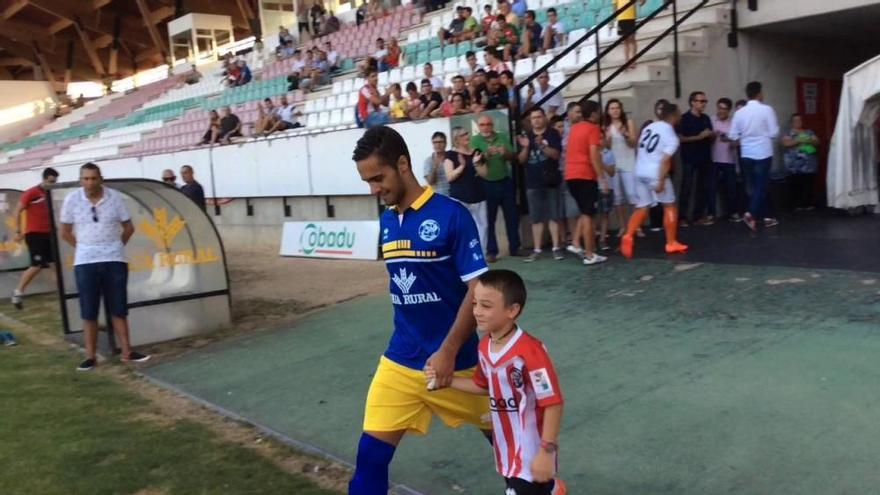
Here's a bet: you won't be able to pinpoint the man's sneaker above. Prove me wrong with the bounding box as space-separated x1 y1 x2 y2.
11 289 22 310
743 212 757 231
764 217 779 228
729 213 743 223
486 254 497 264
679 219 691 228
582 253 607 266
648 226 663 232
665 241 689 254
695 216 715 226
598 240 610 251
620 235 634 259
565 245 584 257
552 248 565 261
76 358 96 371
122 351 151 363
1 331 17 346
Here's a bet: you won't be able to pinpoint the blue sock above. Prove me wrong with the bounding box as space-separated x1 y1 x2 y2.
348 433 396 495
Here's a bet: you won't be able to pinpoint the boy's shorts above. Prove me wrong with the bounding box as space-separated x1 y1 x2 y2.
363 356 491 434
506 477 557 495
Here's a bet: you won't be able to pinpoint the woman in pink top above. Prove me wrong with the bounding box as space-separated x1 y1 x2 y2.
709 97 741 221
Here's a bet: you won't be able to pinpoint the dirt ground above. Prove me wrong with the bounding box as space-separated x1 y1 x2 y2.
227 246 388 327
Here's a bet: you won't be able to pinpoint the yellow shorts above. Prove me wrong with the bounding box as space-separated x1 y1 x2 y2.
363 356 491 435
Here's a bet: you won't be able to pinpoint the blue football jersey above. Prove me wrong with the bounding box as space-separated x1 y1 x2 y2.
379 187 488 371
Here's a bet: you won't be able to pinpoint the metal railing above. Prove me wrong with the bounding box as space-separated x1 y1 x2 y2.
509 0 713 136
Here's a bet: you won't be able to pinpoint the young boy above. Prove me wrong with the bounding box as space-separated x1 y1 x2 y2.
426 269 566 495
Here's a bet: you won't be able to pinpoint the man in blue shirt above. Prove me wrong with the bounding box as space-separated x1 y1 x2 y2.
349 126 491 494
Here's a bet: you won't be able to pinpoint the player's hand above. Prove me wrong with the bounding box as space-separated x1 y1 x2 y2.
425 348 455 389
13 232 24 243
655 179 666 193
530 449 555 483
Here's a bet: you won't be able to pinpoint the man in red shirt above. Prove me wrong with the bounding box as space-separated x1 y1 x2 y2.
11 167 59 309
564 100 609 266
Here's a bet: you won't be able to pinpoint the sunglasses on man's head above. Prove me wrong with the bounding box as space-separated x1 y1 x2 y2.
163 176 176 182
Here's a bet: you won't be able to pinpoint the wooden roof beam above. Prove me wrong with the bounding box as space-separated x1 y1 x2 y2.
2 0 28 21
0 56 32 66
73 17 105 76
134 0 167 60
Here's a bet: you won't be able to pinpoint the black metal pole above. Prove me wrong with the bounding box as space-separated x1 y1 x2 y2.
45 187 71 336
673 0 681 99
594 31 603 109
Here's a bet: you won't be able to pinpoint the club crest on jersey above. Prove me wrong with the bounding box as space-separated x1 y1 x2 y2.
530 368 554 399
389 267 441 305
469 238 478 249
418 219 440 241
508 367 524 388
382 228 389 240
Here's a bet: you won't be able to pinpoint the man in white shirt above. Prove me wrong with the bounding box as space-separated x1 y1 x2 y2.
621 102 688 258
374 37 389 72
542 8 566 52
266 94 303 134
522 71 563 118
422 62 445 93
325 41 340 71
728 81 780 230
458 50 482 79
59 163 150 371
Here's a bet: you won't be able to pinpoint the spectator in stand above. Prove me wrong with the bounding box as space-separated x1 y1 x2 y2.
266 94 304 134
297 6 310 37
325 42 340 72
183 64 202 85
489 16 519 61
442 92 471 117
180 165 206 211
199 110 221 145
518 107 565 262
511 0 527 17
616 0 646 68
224 59 241 87
418 79 444 119
449 75 472 104
676 90 715 226
471 115 521 262
445 126 490 250
499 70 516 107
324 10 341 35
461 7 480 42
424 132 451 195
481 4 496 33
604 98 640 237
358 69 390 128
368 0 383 19
161 169 178 188
218 106 242 144
782 113 820 211
498 0 519 27
439 6 466 47
542 8 566 53
469 69 487 101
485 47 510 74
729 81 780 230
565 100 608 266
373 38 390 72
518 10 543 58
279 26 295 47
387 38 403 69
301 49 331 91
387 83 409 121
310 1 326 36
234 60 252 86
459 51 482 78
523 71 563 118
710 97 741 221
280 40 297 59
356 0 368 25
404 81 424 119
422 63 445 93
474 70 509 111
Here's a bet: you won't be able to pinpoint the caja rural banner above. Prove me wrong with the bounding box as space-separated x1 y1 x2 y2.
280 221 380 260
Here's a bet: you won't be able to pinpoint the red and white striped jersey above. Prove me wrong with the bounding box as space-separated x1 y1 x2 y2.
473 328 564 482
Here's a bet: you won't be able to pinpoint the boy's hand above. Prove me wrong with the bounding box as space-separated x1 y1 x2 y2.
425 348 455 388
530 449 555 483
424 365 438 390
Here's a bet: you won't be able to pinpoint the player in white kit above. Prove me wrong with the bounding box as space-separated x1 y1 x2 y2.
621 102 689 258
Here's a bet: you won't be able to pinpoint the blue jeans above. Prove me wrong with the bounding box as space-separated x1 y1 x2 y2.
483 177 520 256
741 157 772 219
678 160 711 221
363 111 390 128
74 261 129 321
706 162 740 217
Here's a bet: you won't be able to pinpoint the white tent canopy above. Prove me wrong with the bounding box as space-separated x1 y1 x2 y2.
827 53 880 209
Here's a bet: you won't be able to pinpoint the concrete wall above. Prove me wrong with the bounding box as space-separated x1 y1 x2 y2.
738 0 880 28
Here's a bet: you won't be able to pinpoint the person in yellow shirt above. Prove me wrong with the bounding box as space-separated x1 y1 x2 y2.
387 83 408 120
616 0 646 68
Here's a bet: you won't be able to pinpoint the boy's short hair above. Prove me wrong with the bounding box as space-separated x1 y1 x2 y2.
477 269 527 316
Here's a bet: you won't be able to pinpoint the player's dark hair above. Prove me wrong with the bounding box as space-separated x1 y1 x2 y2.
352 126 411 170
746 81 762 99
547 7 557 15
717 97 733 109
500 70 513 80
80 162 101 175
42 167 59 179
580 99 601 121
466 50 476 58
549 115 564 127
659 102 680 120
566 101 580 112
431 131 447 142
485 70 500 80
528 106 545 117
688 91 705 103
477 269 527 316
525 9 535 18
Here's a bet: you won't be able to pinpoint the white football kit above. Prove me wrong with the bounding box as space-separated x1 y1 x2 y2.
633 121 680 208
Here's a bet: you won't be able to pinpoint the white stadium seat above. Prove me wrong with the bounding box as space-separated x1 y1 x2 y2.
341 107 356 125
317 111 330 127
401 66 415 82
306 113 319 127
378 71 389 86
332 81 344 94
329 109 342 126
305 99 316 113
443 57 458 74
314 97 326 112
389 68 402 84
342 79 354 93
514 57 534 79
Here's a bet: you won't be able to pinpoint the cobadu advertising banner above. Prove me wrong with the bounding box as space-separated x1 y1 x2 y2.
47 179 231 346
280 221 380 260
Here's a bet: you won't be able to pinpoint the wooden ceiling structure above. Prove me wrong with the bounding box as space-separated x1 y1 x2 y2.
0 0 257 89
